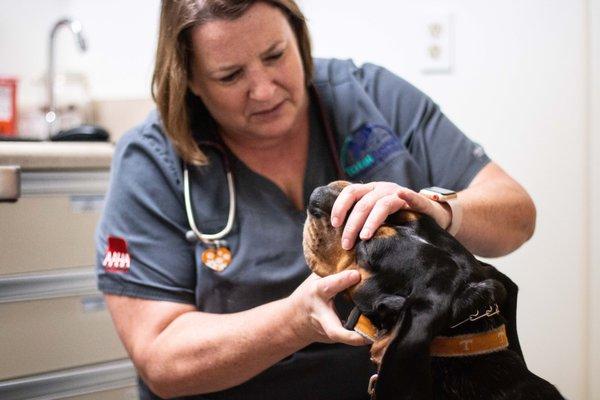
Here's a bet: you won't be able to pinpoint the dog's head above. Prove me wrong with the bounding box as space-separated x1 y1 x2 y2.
303 182 511 399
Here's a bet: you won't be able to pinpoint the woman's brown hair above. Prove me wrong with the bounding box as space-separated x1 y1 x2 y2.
151 0 313 165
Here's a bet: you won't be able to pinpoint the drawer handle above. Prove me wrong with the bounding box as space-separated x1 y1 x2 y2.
0 165 21 202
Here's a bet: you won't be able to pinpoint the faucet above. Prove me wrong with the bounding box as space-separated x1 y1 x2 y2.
46 18 87 136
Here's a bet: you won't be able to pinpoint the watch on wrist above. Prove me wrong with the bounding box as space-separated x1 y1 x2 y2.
418 187 462 236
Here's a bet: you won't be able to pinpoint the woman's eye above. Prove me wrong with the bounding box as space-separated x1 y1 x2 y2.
219 71 240 83
266 51 283 61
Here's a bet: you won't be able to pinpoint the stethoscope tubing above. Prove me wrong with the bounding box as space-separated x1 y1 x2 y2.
184 164 236 244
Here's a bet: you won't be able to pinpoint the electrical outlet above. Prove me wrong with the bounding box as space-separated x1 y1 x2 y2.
421 13 453 74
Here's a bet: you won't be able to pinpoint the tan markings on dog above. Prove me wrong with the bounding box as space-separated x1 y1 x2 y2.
354 315 378 342
395 210 421 223
334 251 356 273
327 180 351 190
373 226 396 238
370 332 395 367
346 264 372 297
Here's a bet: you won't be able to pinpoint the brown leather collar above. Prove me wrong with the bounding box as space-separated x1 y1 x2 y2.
357 314 509 400
430 324 509 357
351 311 509 357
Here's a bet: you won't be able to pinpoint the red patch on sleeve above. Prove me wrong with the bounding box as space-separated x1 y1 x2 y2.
102 236 131 273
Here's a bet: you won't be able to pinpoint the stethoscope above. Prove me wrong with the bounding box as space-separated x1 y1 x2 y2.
183 141 236 247
183 85 345 250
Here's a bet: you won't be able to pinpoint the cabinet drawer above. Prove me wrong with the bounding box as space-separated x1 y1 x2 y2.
0 170 108 276
63 385 139 400
0 359 137 400
0 268 127 380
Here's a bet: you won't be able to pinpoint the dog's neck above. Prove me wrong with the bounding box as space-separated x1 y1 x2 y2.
349 304 508 361
441 304 506 337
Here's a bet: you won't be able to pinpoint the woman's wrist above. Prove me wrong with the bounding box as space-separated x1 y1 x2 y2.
280 295 315 348
432 201 453 230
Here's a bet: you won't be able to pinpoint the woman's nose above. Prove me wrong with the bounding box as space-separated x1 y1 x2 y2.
248 69 276 101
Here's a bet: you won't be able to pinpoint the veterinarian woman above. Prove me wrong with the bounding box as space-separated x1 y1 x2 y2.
96 1 536 398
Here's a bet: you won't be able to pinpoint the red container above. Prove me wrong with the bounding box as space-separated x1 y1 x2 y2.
0 77 18 136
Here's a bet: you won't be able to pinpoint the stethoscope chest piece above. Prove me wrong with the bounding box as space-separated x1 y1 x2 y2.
201 241 232 272
183 142 236 273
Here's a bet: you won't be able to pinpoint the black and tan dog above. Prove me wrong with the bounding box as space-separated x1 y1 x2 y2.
303 181 564 400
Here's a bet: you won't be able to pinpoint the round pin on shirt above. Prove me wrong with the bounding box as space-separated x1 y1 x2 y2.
201 246 232 271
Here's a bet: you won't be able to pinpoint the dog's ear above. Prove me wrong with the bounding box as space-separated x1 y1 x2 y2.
477 261 525 362
375 288 453 400
374 295 406 328
450 278 506 323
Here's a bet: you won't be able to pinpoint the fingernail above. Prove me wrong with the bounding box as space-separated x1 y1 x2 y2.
331 216 340 227
360 228 371 240
342 238 351 250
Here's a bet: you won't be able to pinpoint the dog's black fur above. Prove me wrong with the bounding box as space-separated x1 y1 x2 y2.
303 182 564 400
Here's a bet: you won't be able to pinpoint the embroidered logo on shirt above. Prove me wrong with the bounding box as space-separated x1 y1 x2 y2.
341 123 403 178
103 236 131 273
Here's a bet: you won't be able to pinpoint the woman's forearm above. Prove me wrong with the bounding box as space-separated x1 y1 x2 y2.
142 297 308 398
135 270 365 398
455 163 536 257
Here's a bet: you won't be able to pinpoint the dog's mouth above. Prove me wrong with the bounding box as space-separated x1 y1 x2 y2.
302 210 347 277
303 181 354 277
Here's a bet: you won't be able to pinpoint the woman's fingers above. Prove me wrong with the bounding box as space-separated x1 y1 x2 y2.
319 305 370 346
330 182 452 248
316 270 361 297
330 183 375 228
290 270 368 346
314 271 369 346
398 190 451 229
338 187 383 249
396 189 432 213
359 193 406 240
333 182 409 249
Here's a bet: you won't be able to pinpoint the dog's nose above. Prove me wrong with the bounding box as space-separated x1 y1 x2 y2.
308 185 337 218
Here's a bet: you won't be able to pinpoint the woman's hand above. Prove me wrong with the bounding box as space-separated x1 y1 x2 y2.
288 271 369 346
330 182 452 250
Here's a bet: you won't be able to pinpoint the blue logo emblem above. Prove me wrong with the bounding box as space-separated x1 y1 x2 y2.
341 124 403 178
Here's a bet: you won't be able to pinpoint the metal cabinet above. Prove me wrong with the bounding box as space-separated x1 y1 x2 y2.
0 144 137 399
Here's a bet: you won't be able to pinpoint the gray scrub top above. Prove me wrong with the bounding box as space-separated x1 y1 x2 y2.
95 58 490 400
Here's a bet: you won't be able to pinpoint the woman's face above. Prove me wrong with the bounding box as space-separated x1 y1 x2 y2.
189 2 307 145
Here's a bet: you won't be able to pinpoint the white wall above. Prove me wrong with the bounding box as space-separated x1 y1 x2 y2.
66 0 160 100
0 1 592 399
304 2 588 398
0 0 72 105
0 0 159 103
588 0 600 398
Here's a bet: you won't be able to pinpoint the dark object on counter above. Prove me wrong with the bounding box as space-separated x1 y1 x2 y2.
51 124 109 142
